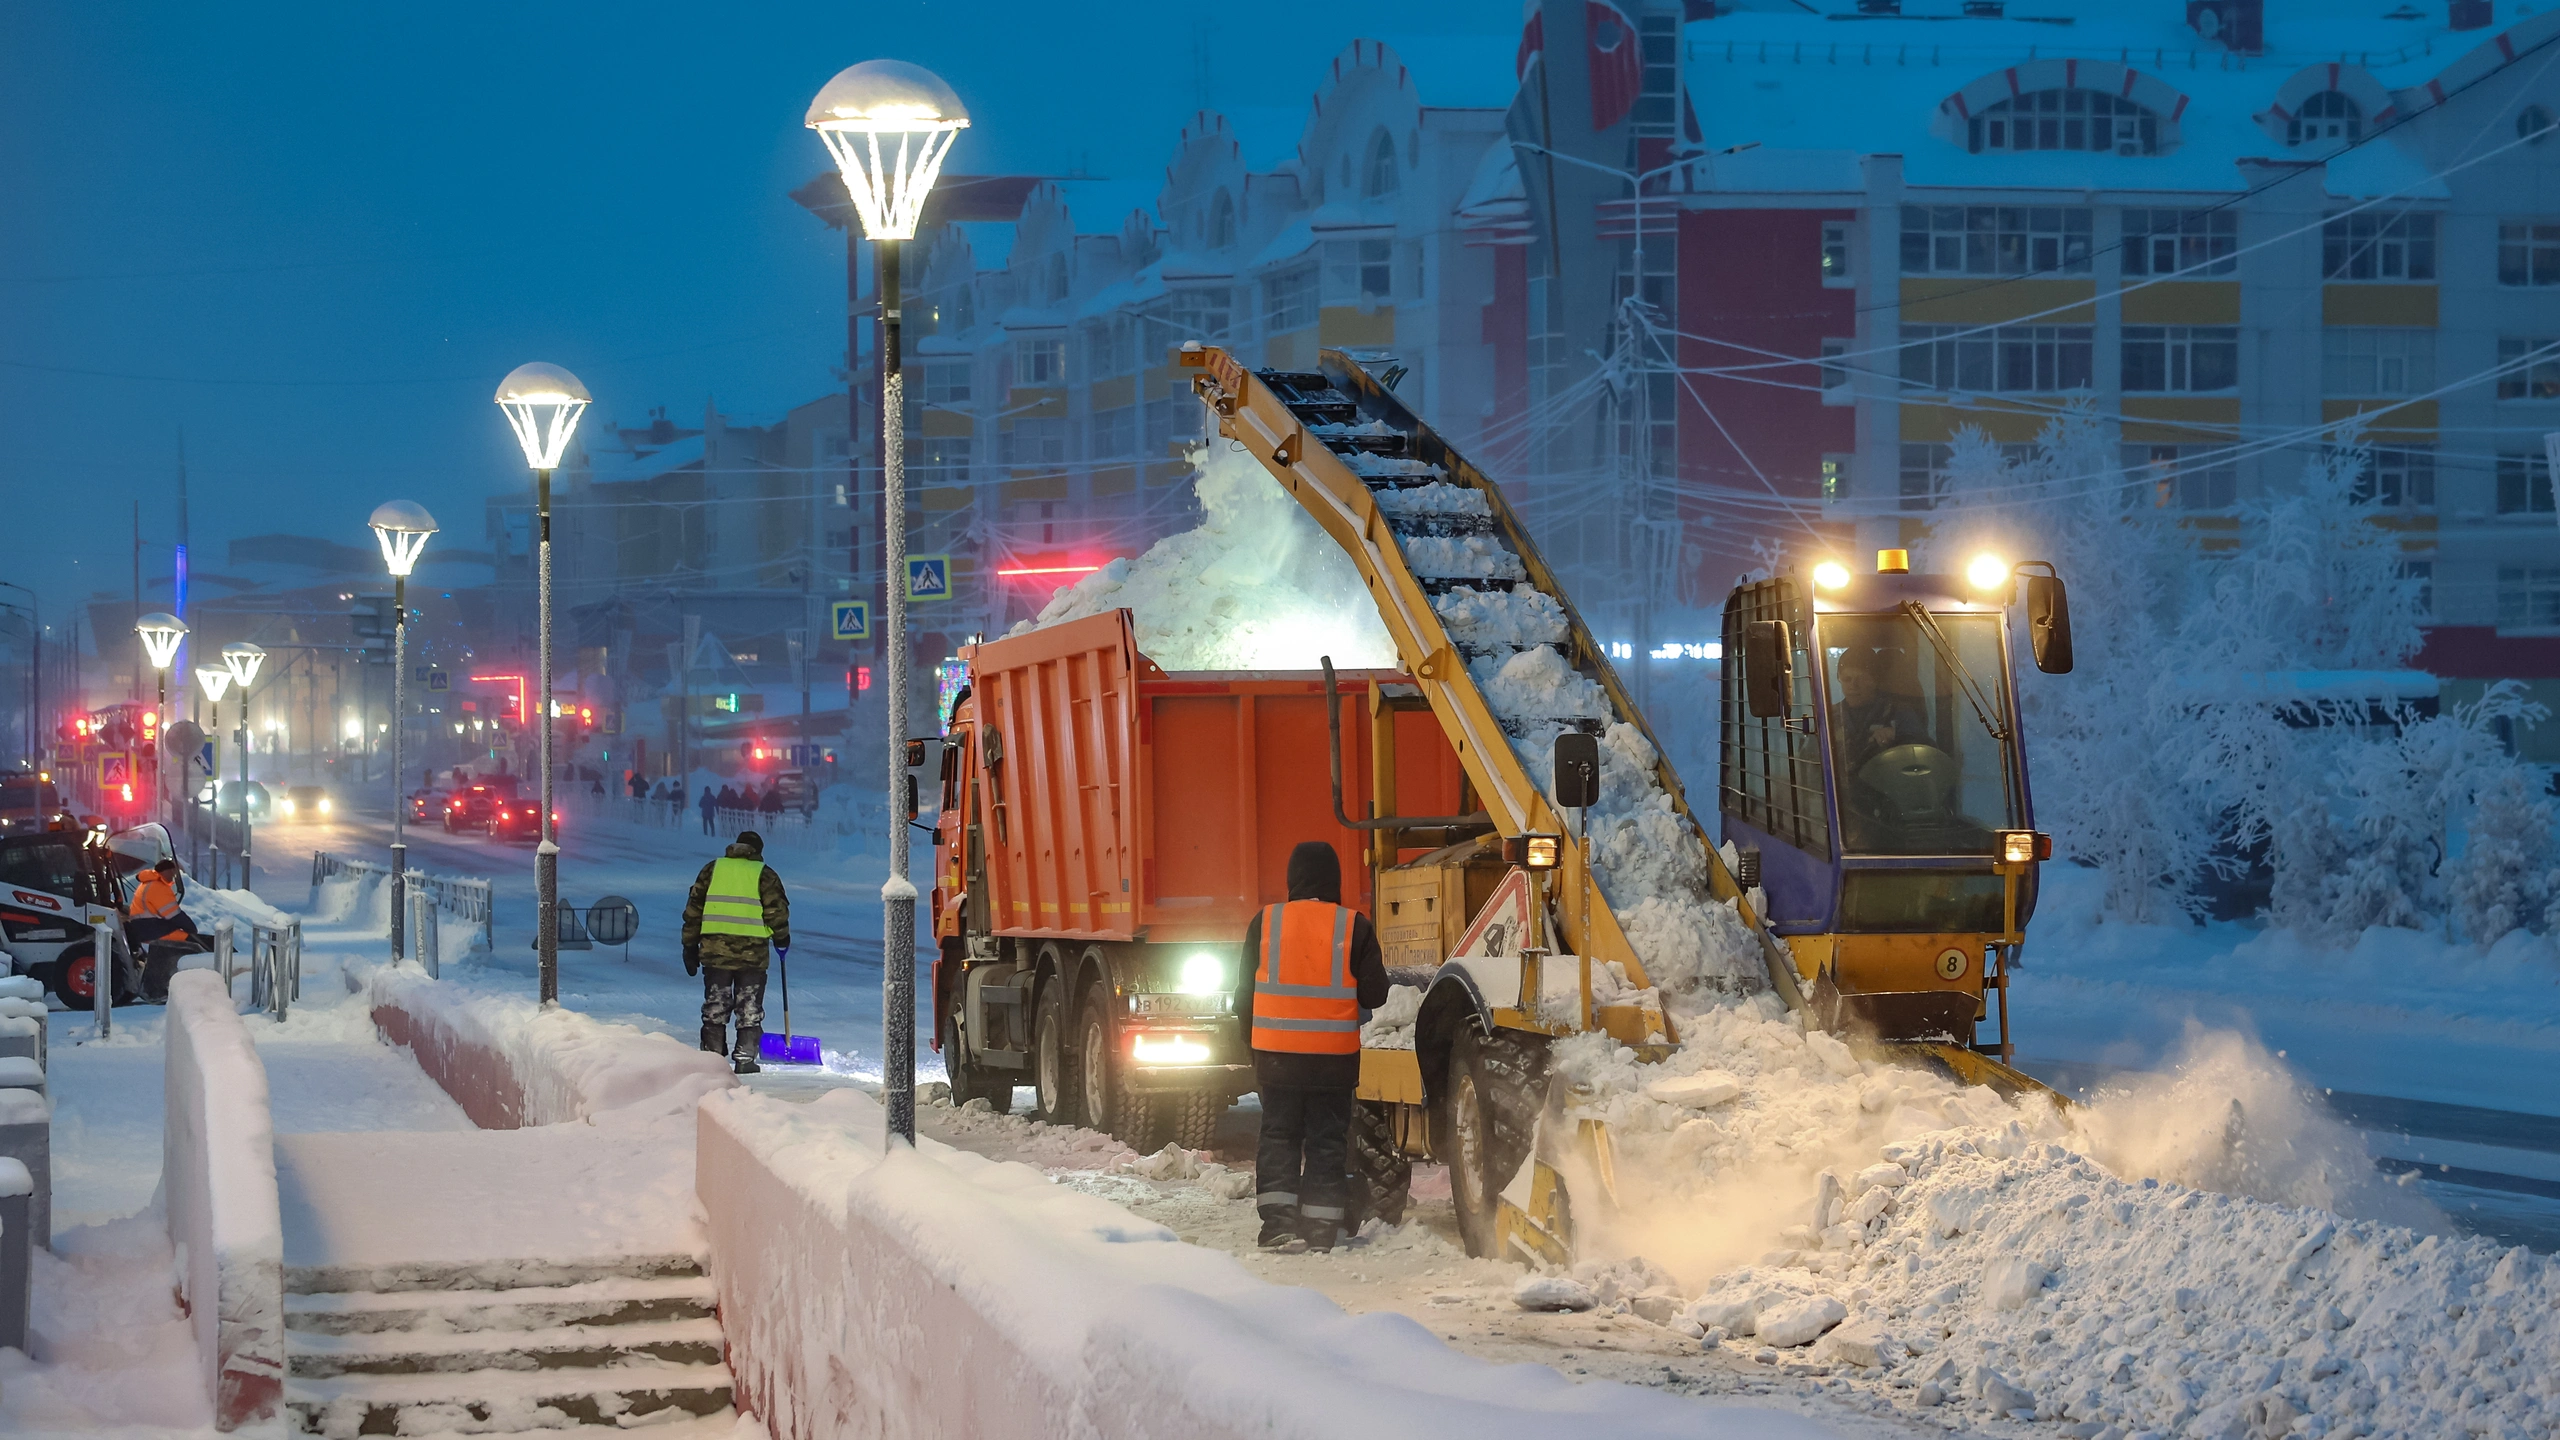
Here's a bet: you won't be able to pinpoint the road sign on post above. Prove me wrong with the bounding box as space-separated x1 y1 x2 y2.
427 670 449 692
831 600 871 641
905 555 950 602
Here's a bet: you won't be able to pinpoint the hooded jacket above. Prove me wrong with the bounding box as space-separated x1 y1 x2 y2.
1237 842 1390 1089
681 839 793 969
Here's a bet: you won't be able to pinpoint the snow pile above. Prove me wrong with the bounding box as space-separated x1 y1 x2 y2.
160 968 285 1429
5 1214 217 1432
1361 985 1425 1049
367 963 732 1127
1016 443 1395 670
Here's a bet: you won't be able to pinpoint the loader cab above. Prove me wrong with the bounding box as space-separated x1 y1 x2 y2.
1719 556 2066 1053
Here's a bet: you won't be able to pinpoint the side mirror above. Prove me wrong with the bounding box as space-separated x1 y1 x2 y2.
1744 619 1794 719
2022 572 2074 675
905 774 920 821
1552 732 1600 810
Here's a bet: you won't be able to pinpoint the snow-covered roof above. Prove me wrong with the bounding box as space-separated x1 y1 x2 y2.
1681 2 2557 198
590 433 706 486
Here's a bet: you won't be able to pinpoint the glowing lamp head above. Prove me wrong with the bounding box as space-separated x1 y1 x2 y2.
806 59 969 242
1506 833 1564 870
369 499 441 578
195 666 232 704
494 362 591 471
1177 952 1226 995
1967 553 2010 592
1811 561 1852 593
135 612 188 670
220 641 267 689
1875 548 1911 575
1998 829 2051 865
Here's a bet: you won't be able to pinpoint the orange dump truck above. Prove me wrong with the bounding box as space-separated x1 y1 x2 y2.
929 609 1474 1151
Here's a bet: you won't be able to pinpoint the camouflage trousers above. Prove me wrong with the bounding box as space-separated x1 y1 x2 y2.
701 968 767 1039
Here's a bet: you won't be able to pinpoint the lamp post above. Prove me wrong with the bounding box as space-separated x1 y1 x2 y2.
195 665 231 881
137 614 186 823
495 363 590 1008
369 501 438 966
808 57 968 1147
221 642 265 886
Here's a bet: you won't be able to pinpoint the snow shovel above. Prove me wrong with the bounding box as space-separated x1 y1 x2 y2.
759 946 822 1065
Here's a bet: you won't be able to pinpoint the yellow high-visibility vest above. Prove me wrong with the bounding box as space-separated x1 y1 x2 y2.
701 857 770 938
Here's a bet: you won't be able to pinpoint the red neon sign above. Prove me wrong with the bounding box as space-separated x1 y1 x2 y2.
469 674 528 724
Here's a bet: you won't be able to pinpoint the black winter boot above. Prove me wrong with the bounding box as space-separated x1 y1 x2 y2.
700 1024 727 1055
733 1030 763 1075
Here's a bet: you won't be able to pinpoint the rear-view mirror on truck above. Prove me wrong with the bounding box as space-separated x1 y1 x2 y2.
2020 566 2074 675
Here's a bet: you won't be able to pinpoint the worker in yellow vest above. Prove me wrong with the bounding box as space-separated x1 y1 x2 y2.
1237 841 1390 1252
681 829 792 1074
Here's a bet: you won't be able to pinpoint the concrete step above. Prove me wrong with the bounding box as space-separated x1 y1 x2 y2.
285 1360 733 1435
284 1276 717 1336
284 1253 703 1297
287 1317 725 1379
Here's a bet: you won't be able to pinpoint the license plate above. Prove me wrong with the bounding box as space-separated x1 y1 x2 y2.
1131 993 1214 1015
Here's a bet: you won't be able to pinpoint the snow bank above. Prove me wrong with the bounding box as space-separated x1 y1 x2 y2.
1014 444 1395 670
698 1087 1843 1440
366 964 732 1128
161 969 285 1432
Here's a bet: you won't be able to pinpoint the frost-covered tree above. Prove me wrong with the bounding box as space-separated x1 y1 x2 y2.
2446 751 2560 945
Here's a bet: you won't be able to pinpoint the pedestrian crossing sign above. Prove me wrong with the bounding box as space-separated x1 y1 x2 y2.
831 600 870 642
905 554 951 602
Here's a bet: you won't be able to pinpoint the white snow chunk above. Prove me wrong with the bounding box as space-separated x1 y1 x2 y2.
1359 985 1423 1050
880 874 917 901
1755 1293 1847 1347
1812 1316 1892 1368
1804 1029 1862 1077
1687 1290 1760 1334
1642 1069 1742 1108
1981 1256 2053 1311
1511 1274 1599 1311
1849 1161 1909 1196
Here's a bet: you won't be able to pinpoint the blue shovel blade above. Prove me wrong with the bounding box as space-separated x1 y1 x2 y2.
760 1032 823 1065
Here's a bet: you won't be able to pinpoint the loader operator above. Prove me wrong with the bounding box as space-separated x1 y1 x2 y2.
125 858 196 947
682 830 792 1076
1238 841 1390 1253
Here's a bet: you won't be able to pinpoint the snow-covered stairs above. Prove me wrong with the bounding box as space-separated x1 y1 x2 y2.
282 1262 733 1435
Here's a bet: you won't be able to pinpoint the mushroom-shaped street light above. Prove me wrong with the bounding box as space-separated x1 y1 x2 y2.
494 366 588 1006
220 641 265 877
220 641 266 691
136 613 188 820
808 57 968 1144
369 500 439 967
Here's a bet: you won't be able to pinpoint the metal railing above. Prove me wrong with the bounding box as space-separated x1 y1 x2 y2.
310 851 494 961
244 917 300 1019
566 791 837 849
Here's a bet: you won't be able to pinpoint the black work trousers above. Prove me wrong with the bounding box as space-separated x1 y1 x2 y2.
1255 1081 1354 1231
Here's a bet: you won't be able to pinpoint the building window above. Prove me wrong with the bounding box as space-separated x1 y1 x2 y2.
1082 319 1133 379
1899 324 2093 393
922 361 971 407
1001 418 1066 469
1634 12 1680 136
1043 253 1070 305
2123 445 2238 511
919 436 971 481
1262 265 1318 332
2122 209 2239 277
2499 222 2560 287
1899 443 1949 510
1208 190 1237 250
1967 89 2161 155
1899 206 2092 276
2402 559 2434 616
2321 328 2435 397
2289 91 2362 146
2348 446 2435 508
2322 212 2437 280
1145 396 1201 455
1820 339 1852 401
1166 286 1232 343
2498 337 2560 398
1322 239 1395 305
1821 454 1851 502
1821 222 1853 287
1090 406 1135 462
2122 326 2239 392
2498 452 2556 514
1364 129 1399 199
2500 566 2560 627
1013 338 1067 386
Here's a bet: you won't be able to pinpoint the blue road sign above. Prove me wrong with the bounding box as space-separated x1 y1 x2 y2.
427 669 450 692
831 600 871 642
905 554 951 602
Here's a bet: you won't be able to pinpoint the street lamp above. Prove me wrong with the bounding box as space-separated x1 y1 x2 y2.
495 363 589 1007
808 57 968 1146
221 642 264 885
137 614 187 824
369 500 438 967
195 665 231 875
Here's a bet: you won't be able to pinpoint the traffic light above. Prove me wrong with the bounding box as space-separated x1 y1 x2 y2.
578 706 595 732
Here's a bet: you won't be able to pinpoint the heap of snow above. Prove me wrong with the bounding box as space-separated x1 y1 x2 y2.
1015 444 1394 670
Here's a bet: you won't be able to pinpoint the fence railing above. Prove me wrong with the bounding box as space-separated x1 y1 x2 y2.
566 792 838 849
310 851 495 963
244 917 300 1019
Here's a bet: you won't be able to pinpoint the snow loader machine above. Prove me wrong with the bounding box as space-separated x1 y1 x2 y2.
1170 344 2077 1266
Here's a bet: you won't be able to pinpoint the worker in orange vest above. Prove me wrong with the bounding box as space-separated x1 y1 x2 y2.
1237 841 1389 1253
125 858 195 946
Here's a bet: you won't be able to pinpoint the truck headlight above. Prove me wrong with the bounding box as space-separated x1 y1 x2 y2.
318 798 331 815
278 799 295 815
1504 833 1563 870
1131 1035 1212 1065
1178 952 1225 994
1997 830 2050 864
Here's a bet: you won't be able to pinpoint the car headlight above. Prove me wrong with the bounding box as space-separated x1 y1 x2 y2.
1177 952 1225 994
317 798 330 814
278 799 294 815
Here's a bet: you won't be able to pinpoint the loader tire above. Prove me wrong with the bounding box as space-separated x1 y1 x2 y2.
1163 1090 1223 1153
1350 1099 1412 1229
1435 1023 1548 1260
942 1008 1012 1114
1034 977 1084 1127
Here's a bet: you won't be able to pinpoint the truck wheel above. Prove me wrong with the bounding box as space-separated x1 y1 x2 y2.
1350 1099 1413 1228
942 1008 1012 1114
1079 982 1171 1152
1435 1023 1547 1259
1164 1090 1223 1153
1033 979 1084 1127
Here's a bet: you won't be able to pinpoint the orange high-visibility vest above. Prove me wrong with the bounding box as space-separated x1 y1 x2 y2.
1250 900 1360 1055
131 872 182 920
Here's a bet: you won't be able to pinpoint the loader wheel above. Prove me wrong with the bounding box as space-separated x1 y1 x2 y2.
1080 982 1171 1151
1033 978 1083 1127
1435 1023 1548 1259
1350 1099 1412 1229
1163 1090 1223 1153
942 1008 1012 1114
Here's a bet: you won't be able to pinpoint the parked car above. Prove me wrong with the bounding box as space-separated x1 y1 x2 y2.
767 770 818 814
278 785 332 821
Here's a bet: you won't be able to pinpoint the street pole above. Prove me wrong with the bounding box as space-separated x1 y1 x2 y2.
537 467 558 1007
237 685 251 887
879 237 915 1144
391 575 407 966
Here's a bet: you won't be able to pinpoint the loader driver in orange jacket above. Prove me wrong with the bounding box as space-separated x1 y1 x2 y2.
1237 841 1390 1253
125 858 196 947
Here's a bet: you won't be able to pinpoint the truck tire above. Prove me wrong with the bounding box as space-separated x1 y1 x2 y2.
1033 977 1084 1127
1163 1090 1223 1153
942 1008 1012 1114
1434 1022 1548 1259
1350 1099 1412 1228
1079 981 1171 1152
